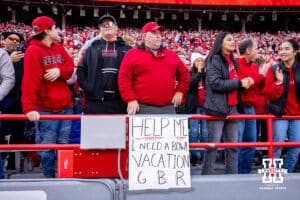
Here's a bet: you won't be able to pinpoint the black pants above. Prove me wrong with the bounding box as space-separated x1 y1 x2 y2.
86 99 126 114
0 93 25 170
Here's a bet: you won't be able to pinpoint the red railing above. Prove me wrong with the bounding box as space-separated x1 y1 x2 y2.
1 114 300 160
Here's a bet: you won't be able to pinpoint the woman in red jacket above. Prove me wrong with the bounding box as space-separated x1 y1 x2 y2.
265 39 300 173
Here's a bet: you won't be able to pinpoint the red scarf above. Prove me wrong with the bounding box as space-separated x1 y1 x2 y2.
225 54 238 106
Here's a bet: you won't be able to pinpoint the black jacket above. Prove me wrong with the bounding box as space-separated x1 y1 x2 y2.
203 54 241 117
185 69 205 114
6 51 23 96
268 61 300 117
77 37 131 101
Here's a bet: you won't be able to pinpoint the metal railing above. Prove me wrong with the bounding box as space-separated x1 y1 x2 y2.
1 114 300 160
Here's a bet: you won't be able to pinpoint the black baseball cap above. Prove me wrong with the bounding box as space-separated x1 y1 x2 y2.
1 31 24 41
98 13 117 25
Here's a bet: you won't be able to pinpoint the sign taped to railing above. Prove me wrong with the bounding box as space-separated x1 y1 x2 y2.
128 116 191 191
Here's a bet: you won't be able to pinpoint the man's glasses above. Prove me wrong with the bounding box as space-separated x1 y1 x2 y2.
7 36 20 43
100 21 116 28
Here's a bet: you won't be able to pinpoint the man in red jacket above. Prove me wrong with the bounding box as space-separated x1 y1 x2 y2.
22 16 74 178
236 38 269 174
118 22 190 114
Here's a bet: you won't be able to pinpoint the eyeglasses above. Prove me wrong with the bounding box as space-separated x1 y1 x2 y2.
7 36 20 43
100 21 116 28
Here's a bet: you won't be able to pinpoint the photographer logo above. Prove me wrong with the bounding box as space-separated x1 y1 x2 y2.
258 158 287 190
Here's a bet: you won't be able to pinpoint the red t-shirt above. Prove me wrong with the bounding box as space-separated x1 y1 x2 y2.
197 81 205 106
284 67 300 115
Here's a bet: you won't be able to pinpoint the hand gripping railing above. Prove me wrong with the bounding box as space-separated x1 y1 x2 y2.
0 114 81 151
1 114 300 159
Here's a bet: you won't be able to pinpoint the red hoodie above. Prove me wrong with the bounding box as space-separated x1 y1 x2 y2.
22 39 74 114
236 57 265 107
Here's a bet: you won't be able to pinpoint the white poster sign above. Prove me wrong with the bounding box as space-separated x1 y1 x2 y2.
129 116 191 191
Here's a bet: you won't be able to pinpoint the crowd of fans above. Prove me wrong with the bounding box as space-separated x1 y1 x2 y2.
1 19 300 178
1 21 300 66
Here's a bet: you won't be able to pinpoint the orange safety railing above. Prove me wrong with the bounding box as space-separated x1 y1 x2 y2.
1 114 300 160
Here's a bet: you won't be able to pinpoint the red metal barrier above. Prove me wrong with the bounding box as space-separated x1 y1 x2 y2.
1 114 300 154
1 113 300 177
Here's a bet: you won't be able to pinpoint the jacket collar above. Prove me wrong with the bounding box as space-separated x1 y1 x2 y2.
137 43 165 51
92 36 126 47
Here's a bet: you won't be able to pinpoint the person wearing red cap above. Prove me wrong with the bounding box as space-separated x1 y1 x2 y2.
118 22 189 114
21 16 74 178
77 13 131 114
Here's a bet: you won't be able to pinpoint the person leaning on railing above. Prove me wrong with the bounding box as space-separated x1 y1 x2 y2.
265 38 300 173
21 16 74 178
118 22 190 115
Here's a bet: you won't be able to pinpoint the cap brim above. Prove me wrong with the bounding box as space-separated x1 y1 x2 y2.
142 25 165 33
151 26 165 32
99 17 117 25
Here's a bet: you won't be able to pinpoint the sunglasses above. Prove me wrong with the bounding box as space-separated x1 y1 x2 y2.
100 21 116 28
7 36 20 43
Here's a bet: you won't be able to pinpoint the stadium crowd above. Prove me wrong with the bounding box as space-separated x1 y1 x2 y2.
1 21 300 66
0 15 300 178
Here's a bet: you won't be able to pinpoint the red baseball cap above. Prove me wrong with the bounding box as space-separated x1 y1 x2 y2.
141 22 165 33
32 16 55 37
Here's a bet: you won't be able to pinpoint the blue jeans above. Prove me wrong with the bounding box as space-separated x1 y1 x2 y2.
189 107 208 157
273 119 300 173
35 107 73 177
0 153 4 178
238 106 257 174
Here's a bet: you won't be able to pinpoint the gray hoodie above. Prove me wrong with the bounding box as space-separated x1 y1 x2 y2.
0 48 15 101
